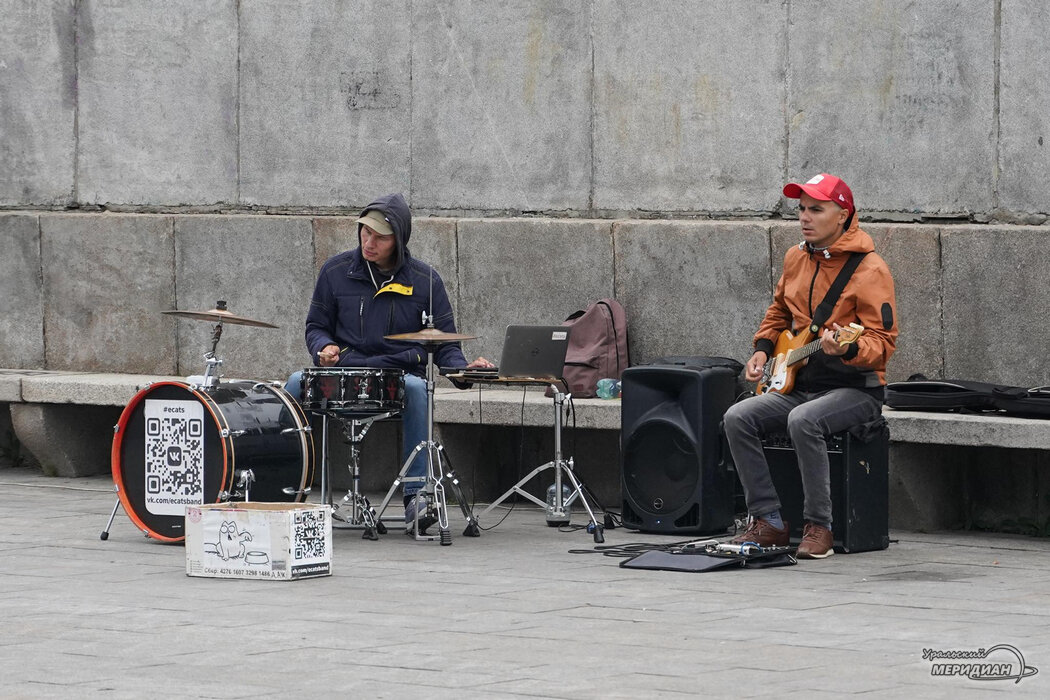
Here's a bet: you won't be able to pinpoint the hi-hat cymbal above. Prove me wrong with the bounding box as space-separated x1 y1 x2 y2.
162 307 278 329
385 328 477 344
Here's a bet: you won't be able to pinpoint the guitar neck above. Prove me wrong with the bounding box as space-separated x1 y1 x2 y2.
786 337 824 367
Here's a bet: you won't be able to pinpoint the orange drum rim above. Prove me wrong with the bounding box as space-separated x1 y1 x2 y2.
111 381 232 542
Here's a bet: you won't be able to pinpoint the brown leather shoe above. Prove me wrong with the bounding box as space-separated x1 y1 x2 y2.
729 518 789 547
796 522 835 559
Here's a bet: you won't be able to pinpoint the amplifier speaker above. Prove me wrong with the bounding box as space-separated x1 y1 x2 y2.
761 425 890 553
620 364 737 534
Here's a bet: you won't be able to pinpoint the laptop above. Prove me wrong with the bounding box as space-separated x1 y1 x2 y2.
448 325 571 381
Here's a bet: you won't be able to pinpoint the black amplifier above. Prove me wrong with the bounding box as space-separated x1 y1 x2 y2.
760 425 890 553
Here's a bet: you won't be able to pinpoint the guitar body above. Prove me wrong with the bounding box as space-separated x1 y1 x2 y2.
756 323 865 396
756 329 809 395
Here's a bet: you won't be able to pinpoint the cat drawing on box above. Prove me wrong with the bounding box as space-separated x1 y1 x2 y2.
204 521 253 561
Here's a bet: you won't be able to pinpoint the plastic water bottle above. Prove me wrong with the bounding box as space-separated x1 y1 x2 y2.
545 482 573 524
596 378 621 399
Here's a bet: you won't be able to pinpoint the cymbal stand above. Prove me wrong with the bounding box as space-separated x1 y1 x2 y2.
479 384 605 543
317 407 399 540
201 321 225 389
373 342 480 545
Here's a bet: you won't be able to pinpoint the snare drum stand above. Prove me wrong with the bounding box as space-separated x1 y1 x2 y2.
479 384 605 543
319 406 398 540
372 342 480 545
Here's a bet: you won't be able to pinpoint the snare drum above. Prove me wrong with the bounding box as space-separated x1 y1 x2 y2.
300 367 405 415
111 380 314 542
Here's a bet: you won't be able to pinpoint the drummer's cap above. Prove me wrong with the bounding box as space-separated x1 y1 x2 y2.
782 173 854 216
355 210 395 236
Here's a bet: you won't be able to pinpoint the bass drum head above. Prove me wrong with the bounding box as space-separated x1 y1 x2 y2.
111 381 312 542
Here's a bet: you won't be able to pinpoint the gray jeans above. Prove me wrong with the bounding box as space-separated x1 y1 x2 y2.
723 388 882 527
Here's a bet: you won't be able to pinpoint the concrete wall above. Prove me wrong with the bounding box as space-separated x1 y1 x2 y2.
5 211 1050 390
2 0 1048 219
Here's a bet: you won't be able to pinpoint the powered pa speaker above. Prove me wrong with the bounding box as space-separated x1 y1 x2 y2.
761 424 890 553
620 364 737 534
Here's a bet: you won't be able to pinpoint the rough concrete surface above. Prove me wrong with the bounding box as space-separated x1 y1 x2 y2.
786 0 995 216
942 226 1050 385
999 0 1050 215
0 214 45 368
239 0 411 206
593 0 786 213
174 215 314 380
76 0 238 205
615 220 772 365
40 214 176 374
456 219 615 363
0 1 75 205
0 468 1048 698
411 0 593 211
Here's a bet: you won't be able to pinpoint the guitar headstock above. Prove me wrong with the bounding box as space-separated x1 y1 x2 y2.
835 322 864 346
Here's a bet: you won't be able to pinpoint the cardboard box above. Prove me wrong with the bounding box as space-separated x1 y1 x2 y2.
185 502 332 580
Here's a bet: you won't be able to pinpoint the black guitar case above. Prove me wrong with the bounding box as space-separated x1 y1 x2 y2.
886 374 1050 418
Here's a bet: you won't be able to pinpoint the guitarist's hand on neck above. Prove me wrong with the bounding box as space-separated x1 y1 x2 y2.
745 350 768 382
820 323 850 356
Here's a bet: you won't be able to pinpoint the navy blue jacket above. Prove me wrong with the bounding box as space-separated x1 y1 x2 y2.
304 193 467 376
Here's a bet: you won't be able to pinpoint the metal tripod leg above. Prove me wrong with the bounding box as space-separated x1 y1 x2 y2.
100 485 123 541
372 346 479 544
373 438 479 543
477 386 605 543
100 483 156 541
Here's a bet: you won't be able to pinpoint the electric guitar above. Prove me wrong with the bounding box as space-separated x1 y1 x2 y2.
756 322 865 395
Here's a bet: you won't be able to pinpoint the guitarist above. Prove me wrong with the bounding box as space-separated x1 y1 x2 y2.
724 173 898 558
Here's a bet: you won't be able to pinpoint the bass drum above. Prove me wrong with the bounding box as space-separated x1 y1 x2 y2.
111 380 314 542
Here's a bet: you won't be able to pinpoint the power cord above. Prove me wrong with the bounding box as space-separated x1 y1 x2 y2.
476 385 530 531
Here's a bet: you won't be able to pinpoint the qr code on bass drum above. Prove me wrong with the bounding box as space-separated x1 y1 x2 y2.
144 400 205 499
294 510 327 560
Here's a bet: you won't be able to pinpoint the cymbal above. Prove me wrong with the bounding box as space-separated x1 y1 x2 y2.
162 307 278 329
385 328 477 344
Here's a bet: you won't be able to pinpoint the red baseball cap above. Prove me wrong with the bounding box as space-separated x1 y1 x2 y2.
783 173 855 216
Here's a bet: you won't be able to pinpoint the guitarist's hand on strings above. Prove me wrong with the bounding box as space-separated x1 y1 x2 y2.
745 351 768 382
820 323 849 356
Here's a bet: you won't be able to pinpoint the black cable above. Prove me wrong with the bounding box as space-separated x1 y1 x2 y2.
568 538 706 558
476 385 528 531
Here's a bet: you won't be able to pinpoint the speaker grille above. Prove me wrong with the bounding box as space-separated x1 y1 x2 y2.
623 420 699 514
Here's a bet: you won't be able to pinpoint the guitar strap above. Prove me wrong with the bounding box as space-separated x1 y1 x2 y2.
808 252 867 334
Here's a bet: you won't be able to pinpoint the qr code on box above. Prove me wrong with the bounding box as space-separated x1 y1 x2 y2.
293 509 327 560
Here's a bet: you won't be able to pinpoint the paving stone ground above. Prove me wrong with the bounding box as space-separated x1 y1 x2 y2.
1 467 1047 698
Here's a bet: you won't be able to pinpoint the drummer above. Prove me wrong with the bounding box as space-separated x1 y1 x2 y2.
289 192 493 531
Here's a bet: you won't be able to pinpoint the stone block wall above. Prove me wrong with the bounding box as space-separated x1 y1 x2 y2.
4 211 1049 390
2 1 1048 219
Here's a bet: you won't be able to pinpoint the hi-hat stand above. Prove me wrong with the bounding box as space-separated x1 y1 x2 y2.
479 384 605 543
373 328 481 545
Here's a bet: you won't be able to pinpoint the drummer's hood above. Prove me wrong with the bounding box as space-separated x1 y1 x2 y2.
357 192 412 273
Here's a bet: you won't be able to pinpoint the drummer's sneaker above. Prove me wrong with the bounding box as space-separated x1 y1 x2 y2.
404 494 437 535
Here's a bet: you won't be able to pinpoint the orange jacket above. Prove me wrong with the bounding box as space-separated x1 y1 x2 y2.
754 218 898 390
